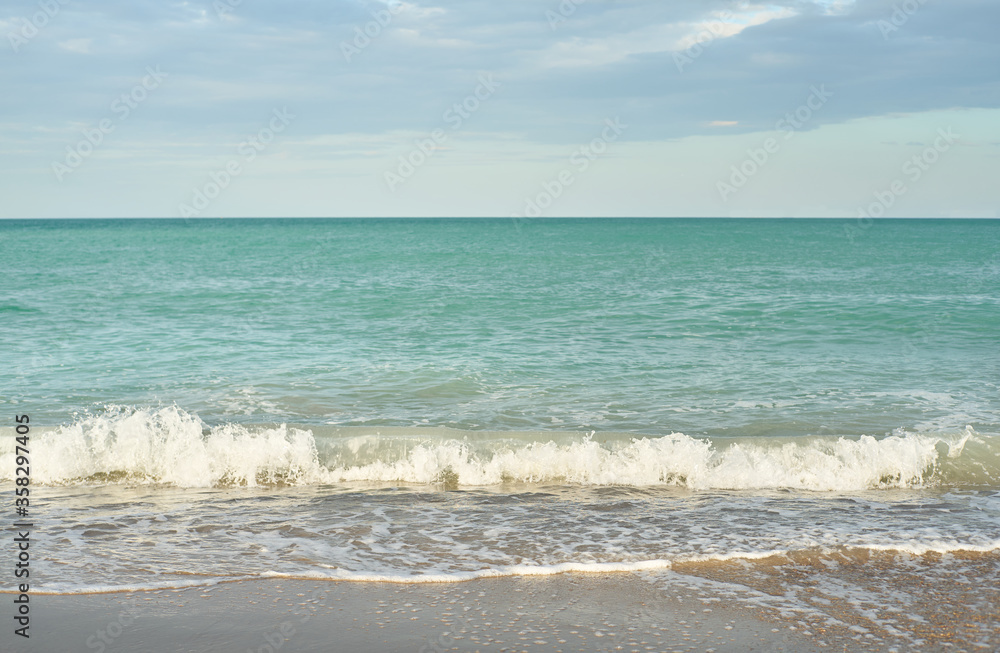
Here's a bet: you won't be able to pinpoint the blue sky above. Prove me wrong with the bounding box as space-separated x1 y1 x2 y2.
1 0 997 217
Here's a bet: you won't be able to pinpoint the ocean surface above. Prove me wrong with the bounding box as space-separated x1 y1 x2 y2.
2 218 999 644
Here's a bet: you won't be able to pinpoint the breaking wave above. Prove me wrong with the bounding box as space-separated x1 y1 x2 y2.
2 406 997 490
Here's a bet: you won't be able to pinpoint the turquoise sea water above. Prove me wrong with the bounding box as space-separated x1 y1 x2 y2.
4 218 998 437
1 218 998 643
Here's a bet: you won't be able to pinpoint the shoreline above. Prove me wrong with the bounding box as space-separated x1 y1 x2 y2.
14 553 999 652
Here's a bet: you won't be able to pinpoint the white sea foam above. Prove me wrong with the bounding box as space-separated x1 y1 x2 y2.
1 406 996 489
24 543 1000 595
29 576 250 596
262 559 678 584
3 406 325 487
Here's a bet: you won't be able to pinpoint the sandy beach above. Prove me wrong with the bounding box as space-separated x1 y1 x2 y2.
20 574 825 653
17 552 999 653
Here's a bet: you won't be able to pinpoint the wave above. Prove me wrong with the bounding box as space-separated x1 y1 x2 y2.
22 545 1000 595
2 406 997 490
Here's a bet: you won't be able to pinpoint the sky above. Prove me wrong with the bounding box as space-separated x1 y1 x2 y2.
0 0 998 218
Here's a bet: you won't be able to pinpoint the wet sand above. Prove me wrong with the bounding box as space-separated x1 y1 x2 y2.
20 574 822 653
14 553 1000 652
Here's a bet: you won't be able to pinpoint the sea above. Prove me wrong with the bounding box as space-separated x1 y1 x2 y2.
2 218 999 647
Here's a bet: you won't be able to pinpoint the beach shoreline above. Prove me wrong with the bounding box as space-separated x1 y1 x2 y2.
13 554 998 652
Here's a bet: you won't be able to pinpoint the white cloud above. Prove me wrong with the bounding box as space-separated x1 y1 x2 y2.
676 5 797 49
536 4 796 69
395 28 474 48
58 39 93 54
809 0 857 16
395 2 447 20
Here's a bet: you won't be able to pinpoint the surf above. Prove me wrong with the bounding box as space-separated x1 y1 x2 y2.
2 406 996 490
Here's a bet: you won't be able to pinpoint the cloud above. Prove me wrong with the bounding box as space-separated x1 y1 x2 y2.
0 0 997 217
57 39 93 54
3 0 998 142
